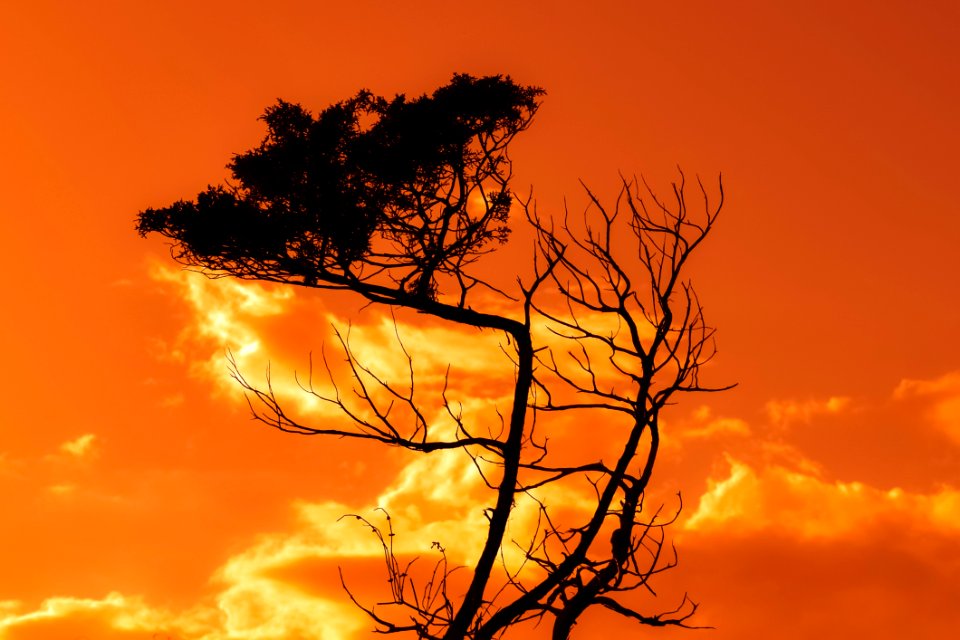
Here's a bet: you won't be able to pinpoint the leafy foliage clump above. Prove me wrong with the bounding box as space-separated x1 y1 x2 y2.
138 74 543 300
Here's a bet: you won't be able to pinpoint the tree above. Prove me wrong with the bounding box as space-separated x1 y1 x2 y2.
137 74 729 639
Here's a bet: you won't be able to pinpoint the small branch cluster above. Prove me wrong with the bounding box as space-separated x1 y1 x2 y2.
339 510 460 639
229 321 504 456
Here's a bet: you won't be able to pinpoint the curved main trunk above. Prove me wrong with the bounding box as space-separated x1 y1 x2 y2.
443 327 533 639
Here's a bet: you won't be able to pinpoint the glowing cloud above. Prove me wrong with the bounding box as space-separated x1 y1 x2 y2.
149 263 295 395
47 483 77 496
0 583 364 640
765 395 851 428
59 433 97 459
213 576 366 640
673 405 750 442
208 448 497 639
0 592 208 640
684 456 960 537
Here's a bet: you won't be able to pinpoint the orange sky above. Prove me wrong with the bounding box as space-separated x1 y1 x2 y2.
2 1 959 638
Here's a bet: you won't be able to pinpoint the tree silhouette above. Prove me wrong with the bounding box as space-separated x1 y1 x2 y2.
137 74 730 639
138 74 539 302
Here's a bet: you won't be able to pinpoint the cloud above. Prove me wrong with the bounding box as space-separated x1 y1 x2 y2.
894 370 960 444
143 268 735 603
159 392 186 408
212 571 366 640
626 527 960 640
223 445 537 636
149 265 521 435
668 405 750 444
894 370 960 398
208 435 598 635
150 258 703 463
47 483 77 496
137 264 560 632
0 580 364 640
684 456 960 538
339 313 512 388
59 433 97 459
148 265 351 427
149 264 295 397
16 280 959 640
765 395 851 428
0 414 541 639
0 592 208 640
143 260 960 638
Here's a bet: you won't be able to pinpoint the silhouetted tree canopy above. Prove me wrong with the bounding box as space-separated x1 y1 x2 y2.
138 74 543 300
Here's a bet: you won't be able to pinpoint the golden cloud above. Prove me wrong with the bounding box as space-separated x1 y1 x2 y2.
46 483 77 496
663 405 750 450
339 313 513 387
765 395 851 428
213 577 366 640
137 261 712 635
0 584 366 640
32 271 956 639
0 592 208 640
149 264 296 396
202 444 563 637
149 265 522 433
9 266 542 639
207 450 598 634
684 456 960 538
59 433 97 459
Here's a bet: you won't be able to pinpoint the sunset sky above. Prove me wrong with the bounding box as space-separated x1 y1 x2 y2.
2 1 959 638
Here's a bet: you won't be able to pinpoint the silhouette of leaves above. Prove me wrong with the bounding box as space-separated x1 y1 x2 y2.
138 74 543 300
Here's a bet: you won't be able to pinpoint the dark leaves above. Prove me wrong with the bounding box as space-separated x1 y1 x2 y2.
137 74 544 298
